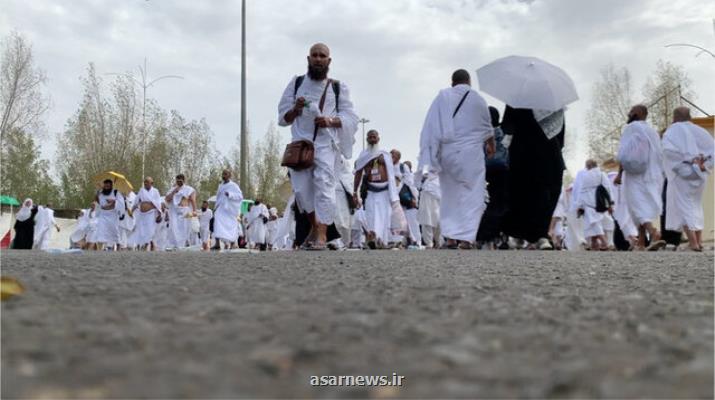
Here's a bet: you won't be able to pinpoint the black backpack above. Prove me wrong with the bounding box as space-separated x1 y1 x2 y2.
595 184 612 213
294 75 341 112
399 185 415 209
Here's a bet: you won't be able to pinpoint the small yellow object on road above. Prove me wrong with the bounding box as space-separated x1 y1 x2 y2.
1 276 25 300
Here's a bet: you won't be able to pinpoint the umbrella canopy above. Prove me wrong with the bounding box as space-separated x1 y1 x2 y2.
93 171 134 195
477 55 578 111
0 195 20 206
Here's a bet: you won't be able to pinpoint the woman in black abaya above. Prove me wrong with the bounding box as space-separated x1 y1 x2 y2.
12 198 37 249
501 106 566 248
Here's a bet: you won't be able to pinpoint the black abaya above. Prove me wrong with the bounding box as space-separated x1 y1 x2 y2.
501 106 565 243
11 207 38 249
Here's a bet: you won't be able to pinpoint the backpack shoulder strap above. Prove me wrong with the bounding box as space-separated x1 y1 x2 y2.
293 75 305 98
331 80 340 113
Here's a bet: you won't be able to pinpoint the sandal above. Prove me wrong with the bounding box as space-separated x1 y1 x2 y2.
458 241 474 250
646 240 666 251
305 242 327 251
300 240 315 250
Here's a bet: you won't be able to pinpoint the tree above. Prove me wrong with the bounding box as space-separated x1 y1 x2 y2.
586 64 633 161
166 111 219 196
0 31 49 142
56 64 141 207
0 127 59 204
642 60 695 133
195 161 229 204
250 122 287 208
56 64 218 208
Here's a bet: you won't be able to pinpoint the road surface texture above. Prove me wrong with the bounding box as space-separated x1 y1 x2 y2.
1 250 713 398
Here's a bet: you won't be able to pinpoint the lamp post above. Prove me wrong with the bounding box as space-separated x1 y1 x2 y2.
239 0 248 193
107 58 184 178
358 117 370 150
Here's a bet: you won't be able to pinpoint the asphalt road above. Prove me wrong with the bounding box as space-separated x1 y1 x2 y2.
1 250 713 398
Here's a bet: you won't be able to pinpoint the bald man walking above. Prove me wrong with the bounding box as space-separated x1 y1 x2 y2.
615 105 665 251
418 69 495 249
278 43 359 250
662 107 715 251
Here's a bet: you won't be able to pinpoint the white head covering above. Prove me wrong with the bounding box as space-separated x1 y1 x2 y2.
533 109 565 140
16 198 33 222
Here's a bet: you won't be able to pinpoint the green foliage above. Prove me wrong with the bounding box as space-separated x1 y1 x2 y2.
247 123 287 208
56 64 219 208
0 128 59 204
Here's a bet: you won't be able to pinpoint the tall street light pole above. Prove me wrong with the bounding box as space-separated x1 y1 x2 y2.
239 0 248 193
107 58 184 179
358 117 370 150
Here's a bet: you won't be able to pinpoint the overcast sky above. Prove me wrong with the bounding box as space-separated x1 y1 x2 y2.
3 0 714 176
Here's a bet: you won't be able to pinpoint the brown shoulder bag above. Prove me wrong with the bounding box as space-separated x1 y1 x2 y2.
280 79 332 170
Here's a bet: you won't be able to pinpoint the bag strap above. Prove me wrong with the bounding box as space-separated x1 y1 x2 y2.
339 180 352 196
312 79 332 141
332 80 340 113
318 79 331 113
453 90 470 118
293 75 305 98
296 75 340 113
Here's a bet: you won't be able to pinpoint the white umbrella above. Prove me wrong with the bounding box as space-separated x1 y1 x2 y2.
207 195 217 203
476 55 578 111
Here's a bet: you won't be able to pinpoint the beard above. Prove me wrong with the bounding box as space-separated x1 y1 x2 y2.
307 63 329 80
367 142 381 152
101 188 112 195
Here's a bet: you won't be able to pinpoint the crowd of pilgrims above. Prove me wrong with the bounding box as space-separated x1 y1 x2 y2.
11 102 713 253
11 43 715 253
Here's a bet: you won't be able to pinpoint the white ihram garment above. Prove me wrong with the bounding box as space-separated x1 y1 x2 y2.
662 121 715 231
398 164 421 245
198 208 213 244
572 167 611 238
278 75 358 225
247 203 269 245
350 207 368 248
167 185 195 248
334 154 354 244
153 211 170 251
618 121 664 226
607 172 637 238
132 187 162 247
560 187 585 251
119 191 136 248
33 206 56 250
214 180 243 243
272 195 296 250
354 149 399 245
95 191 124 245
418 84 494 242
70 209 92 245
